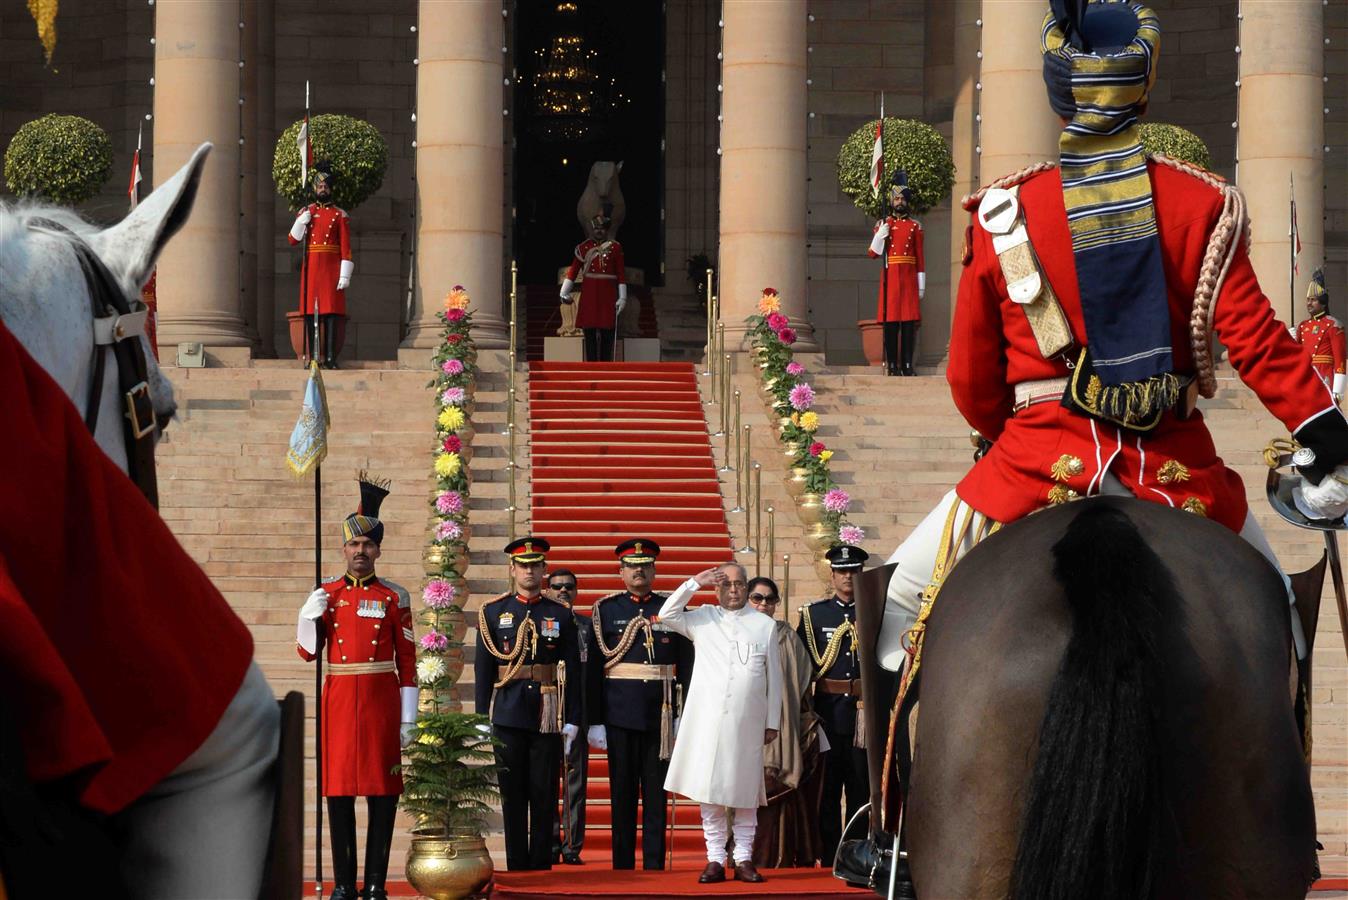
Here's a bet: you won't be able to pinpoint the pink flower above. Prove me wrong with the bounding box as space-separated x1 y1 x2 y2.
442 434 462 454
766 312 789 332
824 488 852 514
442 358 465 375
435 490 464 515
445 308 466 322
434 520 462 543
789 383 815 411
423 578 456 608
440 386 466 405
777 327 798 345
809 441 826 457
447 334 463 345
785 362 805 376
419 630 449 651
839 524 866 545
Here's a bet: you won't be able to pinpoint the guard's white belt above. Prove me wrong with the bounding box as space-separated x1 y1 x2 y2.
1013 377 1068 411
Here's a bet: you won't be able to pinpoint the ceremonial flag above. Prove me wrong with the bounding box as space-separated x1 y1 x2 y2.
1290 173 1301 276
870 93 885 198
128 122 143 209
286 360 330 478
298 81 312 187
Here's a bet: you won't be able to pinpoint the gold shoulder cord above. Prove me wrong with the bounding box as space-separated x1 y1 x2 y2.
800 603 856 680
478 601 539 688
591 596 656 670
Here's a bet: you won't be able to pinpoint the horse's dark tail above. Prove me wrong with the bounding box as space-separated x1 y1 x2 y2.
1009 503 1171 900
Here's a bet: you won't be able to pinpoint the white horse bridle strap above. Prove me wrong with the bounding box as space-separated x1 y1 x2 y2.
93 309 148 346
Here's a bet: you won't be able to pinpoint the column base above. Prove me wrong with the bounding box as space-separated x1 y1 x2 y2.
719 318 819 355
401 316 509 350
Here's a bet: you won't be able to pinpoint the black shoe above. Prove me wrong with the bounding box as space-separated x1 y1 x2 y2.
562 852 583 865
360 889 388 900
698 861 726 883
329 887 358 900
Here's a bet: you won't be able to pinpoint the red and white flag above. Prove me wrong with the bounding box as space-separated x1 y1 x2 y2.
1290 173 1302 276
297 115 311 187
870 94 885 198
128 122 143 209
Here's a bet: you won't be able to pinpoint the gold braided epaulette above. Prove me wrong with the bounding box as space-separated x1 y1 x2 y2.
961 160 1058 212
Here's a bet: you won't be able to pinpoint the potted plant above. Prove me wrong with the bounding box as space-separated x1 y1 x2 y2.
4 113 113 205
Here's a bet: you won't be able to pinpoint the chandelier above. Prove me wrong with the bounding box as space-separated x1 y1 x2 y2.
526 1 626 143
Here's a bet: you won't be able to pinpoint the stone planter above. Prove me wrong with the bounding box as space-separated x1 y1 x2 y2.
858 319 884 367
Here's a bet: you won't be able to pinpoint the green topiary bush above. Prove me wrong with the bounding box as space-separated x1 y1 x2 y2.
4 113 113 205
837 118 955 219
1138 122 1212 171
272 114 388 212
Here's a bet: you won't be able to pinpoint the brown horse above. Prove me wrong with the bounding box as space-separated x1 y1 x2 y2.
900 497 1316 899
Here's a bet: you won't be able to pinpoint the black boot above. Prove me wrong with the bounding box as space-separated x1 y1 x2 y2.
900 321 917 375
327 796 358 899
883 321 900 376
360 795 398 900
322 314 339 369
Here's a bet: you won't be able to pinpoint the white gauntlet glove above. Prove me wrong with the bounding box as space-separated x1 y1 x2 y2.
296 588 329 654
290 208 311 242
336 259 353 292
615 284 628 317
587 724 608 750
400 686 418 746
869 221 889 256
1294 466 1348 521
562 723 579 755
560 278 575 304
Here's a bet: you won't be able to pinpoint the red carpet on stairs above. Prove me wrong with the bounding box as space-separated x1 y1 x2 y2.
527 361 736 875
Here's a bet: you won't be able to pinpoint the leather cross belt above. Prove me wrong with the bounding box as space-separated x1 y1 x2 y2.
818 677 862 696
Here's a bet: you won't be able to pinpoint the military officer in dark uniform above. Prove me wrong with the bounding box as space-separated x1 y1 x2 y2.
546 568 589 865
587 539 695 870
474 538 582 871
796 544 869 864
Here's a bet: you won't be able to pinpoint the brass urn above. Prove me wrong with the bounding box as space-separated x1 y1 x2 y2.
814 556 835 584
423 545 449 576
442 606 468 642
406 834 494 900
805 522 836 553
786 467 811 499
455 424 476 447
797 492 825 526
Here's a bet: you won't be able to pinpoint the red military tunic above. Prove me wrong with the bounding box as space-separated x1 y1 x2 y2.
868 216 924 323
1295 312 1346 399
565 238 625 329
297 572 416 796
948 160 1338 534
288 202 352 316
1 318 253 814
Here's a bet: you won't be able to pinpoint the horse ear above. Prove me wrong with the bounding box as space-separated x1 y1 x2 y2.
616 160 624 172
89 142 212 292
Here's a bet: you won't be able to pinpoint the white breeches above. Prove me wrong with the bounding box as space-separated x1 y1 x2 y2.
880 474 1305 673
699 804 757 864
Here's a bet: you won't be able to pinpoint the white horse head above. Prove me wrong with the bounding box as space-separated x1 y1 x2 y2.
0 143 210 474
577 160 626 240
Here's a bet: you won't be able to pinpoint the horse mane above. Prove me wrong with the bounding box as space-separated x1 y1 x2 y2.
0 201 102 296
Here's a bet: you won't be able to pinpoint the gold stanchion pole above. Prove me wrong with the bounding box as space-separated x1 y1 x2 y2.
783 554 792 622
721 353 731 436
741 424 752 516
767 507 775 582
753 463 763 573
702 267 714 377
504 261 517 437
729 394 743 507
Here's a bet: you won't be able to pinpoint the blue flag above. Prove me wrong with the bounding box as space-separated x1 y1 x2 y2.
286 360 329 478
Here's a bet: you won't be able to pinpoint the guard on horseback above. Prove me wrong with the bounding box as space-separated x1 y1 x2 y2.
845 2 1348 896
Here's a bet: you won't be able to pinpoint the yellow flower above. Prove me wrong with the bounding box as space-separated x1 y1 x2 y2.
435 452 462 477
445 286 471 311
819 449 833 463
790 411 801 426
758 292 781 315
799 411 819 432
437 406 465 432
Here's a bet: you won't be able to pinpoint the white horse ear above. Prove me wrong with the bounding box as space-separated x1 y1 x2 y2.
616 160 624 171
89 142 212 293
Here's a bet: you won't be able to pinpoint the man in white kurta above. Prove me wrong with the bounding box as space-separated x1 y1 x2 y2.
660 564 782 884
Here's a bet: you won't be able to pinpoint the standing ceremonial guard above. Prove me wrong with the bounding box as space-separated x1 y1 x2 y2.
867 171 925 376
475 538 582 871
797 545 870 864
296 475 417 900
587 539 694 870
1295 269 1345 404
560 211 627 363
288 161 354 369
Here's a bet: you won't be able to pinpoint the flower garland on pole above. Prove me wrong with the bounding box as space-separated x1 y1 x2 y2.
746 289 862 553
400 286 500 838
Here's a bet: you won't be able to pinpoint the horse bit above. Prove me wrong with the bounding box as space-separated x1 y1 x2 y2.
29 219 163 508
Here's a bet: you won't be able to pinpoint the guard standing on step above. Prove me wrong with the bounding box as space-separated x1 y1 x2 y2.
475 538 583 871
1295 269 1345 405
288 160 354 370
296 474 418 900
546 568 590 865
560 209 627 363
587 539 695 870
797 544 870 865
868 171 925 376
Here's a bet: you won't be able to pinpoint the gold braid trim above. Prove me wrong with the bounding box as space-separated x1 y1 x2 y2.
1263 436 1302 469
591 594 658 670
478 599 540 688
800 604 857 680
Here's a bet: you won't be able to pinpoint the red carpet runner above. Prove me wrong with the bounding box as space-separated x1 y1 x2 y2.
528 361 734 867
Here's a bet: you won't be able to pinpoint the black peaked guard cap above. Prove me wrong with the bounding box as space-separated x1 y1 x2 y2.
826 544 869 571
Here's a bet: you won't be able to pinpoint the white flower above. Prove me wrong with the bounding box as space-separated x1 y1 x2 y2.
416 655 447 684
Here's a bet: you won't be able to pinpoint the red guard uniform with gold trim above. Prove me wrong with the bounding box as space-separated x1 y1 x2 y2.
565 238 625 330
868 216 924 323
297 572 416 796
949 160 1339 534
288 202 352 316
1295 312 1346 399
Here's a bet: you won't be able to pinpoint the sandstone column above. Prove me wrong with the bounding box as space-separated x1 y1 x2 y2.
406 0 507 349
1237 1 1324 326
239 2 260 351
977 0 1060 181
153 0 250 355
252 0 277 357
948 0 981 321
718 0 815 351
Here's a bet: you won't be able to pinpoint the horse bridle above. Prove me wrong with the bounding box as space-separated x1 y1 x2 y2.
30 219 162 508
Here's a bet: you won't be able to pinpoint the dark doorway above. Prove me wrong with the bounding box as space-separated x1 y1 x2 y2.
513 0 664 354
